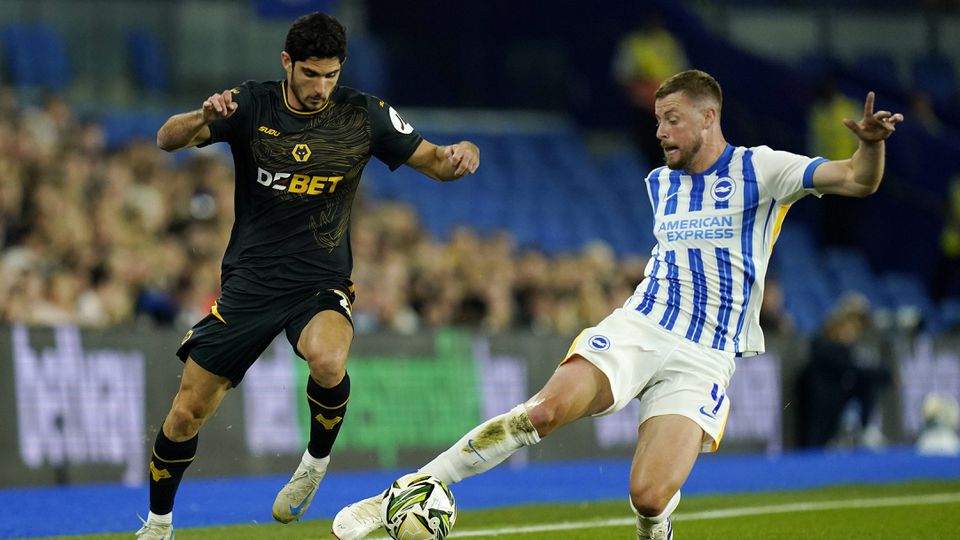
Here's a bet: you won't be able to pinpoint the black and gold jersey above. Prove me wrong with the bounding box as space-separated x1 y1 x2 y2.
201 80 423 294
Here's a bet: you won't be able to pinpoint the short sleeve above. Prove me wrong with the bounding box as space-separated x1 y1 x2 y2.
367 96 424 170
198 82 254 148
752 145 827 204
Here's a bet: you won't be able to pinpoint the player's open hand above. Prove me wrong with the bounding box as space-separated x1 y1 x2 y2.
202 90 239 123
843 92 904 144
444 141 480 177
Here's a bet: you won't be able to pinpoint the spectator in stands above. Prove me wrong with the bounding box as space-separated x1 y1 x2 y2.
759 277 794 337
513 249 554 333
808 76 863 247
935 176 960 300
796 293 892 448
908 88 942 135
613 15 688 167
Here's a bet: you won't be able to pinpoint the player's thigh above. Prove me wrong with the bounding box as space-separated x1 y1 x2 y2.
630 414 703 494
562 308 668 416
286 287 355 371
296 310 353 363
526 355 614 433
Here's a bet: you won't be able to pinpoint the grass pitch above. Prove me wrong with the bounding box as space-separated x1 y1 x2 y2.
26 481 960 540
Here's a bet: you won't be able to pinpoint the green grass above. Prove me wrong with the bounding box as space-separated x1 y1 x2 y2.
27 481 960 540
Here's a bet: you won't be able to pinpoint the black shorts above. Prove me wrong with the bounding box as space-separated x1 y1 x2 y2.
176 278 355 387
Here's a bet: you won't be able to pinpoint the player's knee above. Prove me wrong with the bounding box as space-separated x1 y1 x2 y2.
304 350 347 387
302 344 348 386
525 399 566 438
166 404 206 440
629 484 674 517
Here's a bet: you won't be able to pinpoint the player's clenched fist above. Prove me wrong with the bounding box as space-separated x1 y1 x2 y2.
202 90 239 122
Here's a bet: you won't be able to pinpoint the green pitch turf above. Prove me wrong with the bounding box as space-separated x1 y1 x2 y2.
28 481 960 540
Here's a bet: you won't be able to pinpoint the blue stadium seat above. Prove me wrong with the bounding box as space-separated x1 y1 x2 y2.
341 35 388 97
912 54 957 108
602 149 650 185
1 24 71 90
940 296 960 332
822 248 884 308
98 111 171 151
797 53 840 82
880 272 941 332
850 52 901 94
126 30 169 93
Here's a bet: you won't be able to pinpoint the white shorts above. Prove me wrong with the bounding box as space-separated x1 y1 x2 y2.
564 308 736 452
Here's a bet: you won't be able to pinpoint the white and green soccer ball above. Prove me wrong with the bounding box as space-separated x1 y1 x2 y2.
381 473 457 540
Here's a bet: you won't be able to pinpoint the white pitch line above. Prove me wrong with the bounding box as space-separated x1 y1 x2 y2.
445 492 960 538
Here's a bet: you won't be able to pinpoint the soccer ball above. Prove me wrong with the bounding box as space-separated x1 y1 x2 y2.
381 473 457 540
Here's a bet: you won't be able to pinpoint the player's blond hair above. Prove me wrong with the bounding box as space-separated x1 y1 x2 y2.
656 70 722 112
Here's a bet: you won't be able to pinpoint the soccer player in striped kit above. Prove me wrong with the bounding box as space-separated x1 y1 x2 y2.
333 69 903 540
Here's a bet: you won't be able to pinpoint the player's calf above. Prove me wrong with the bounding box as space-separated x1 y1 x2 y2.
419 404 540 484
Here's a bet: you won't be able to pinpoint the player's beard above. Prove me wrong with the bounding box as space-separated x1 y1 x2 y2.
292 82 328 111
665 134 703 171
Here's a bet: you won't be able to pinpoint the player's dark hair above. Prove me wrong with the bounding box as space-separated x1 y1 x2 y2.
656 69 722 111
284 12 346 64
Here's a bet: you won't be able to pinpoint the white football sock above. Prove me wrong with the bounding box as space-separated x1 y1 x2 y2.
147 511 172 525
420 404 541 485
633 490 680 534
301 448 330 469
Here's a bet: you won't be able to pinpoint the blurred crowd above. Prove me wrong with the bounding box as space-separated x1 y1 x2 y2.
0 89 650 335
0 90 227 330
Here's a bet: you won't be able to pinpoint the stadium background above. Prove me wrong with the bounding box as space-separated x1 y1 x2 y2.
2 0 960 538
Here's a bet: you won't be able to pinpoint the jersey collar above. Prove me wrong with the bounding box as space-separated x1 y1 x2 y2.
698 143 735 176
280 81 331 116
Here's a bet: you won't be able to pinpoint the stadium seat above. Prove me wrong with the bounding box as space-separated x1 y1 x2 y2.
912 53 957 108
126 30 169 93
98 111 173 151
850 52 901 96
797 53 840 82
822 248 884 308
1 24 71 90
880 272 941 332
341 35 389 97
940 296 960 332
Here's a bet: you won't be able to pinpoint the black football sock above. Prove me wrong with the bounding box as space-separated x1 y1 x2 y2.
149 428 198 515
306 372 350 459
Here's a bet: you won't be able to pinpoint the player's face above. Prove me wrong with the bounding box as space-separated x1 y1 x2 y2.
283 54 341 111
654 91 706 171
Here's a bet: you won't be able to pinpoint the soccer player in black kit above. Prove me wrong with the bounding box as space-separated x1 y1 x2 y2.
135 12 479 540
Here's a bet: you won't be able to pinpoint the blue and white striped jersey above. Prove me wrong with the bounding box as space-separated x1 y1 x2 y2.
624 144 826 355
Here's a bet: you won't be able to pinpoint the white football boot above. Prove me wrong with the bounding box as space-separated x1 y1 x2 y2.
637 517 673 540
135 516 174 540
331 492 385 540
272 455 329 523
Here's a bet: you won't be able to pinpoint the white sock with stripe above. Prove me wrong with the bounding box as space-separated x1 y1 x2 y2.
419 404 541 485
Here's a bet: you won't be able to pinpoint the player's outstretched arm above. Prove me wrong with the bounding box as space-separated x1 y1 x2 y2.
157 90 238 152
406 140 480 181
812 91 904 197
